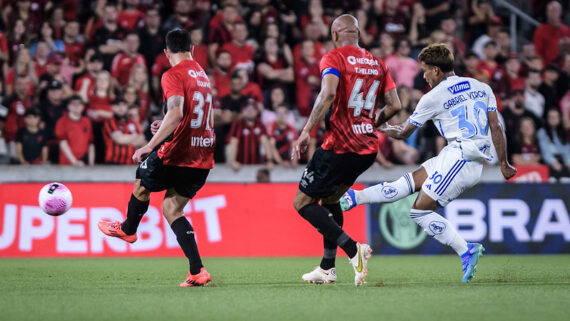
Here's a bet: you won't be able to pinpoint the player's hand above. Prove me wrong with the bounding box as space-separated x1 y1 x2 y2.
150 120 162 135
231 161 241 172
292 131 310 161
500 163 517 180
133 145 153 164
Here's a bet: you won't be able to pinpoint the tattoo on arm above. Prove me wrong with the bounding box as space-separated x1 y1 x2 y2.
166 95 184 111
305 91 332 131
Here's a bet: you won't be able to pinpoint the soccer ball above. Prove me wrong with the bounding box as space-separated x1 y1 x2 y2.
38 182 73 216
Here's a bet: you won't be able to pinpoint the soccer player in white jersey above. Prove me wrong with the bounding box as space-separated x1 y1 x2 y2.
340 44 517 283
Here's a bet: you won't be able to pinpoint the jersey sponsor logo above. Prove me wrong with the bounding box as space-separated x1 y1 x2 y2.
351 122 374 135
188 69 208 79
191 136 214 148
347 56 379 66
447 81 471 95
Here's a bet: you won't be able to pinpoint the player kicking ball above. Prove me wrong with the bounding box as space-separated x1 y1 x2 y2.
340 44 517 283
292 14 401 286
98 29 215 287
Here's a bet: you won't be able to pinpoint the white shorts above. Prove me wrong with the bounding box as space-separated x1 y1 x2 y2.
420 144 483 207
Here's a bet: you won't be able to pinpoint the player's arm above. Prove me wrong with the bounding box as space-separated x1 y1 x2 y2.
488 110 517 179
375 88 402 127
379 121 418 140
292 74 339 160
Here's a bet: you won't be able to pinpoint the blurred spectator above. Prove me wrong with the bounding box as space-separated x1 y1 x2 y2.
408 2 431 55
539 64 562 111
466 0 496 45
5 47 36 96
138 7 163 72
463 51 488 83
262 87 295 132
117 0 145 31
422 0 454 31
440 16 466 57
151 52 170 101
524 69 546 119
162 0 194 34
208 4 239 66
294 40 320 117
190 26 208 70
560 90 570 131
30 22 65 56
379 32 395 59
93 2 127 69
49 6 67 38
256 37 294 97
62 20 84 66
124 85 142 120
55 96 94 166
111 32 146 88
495 28 511 64
376 0 409 38
0 29 8 68
235 68 263 104
7 19 28 65
74 51 104 93
300 0 330 39
472 16 502 60
510 117 541 166
103 98 145 165
212 50 232 98
355 9 377 47
533 1 570 65
15 107 47 165
537 109 570 179
497 53 525 104
83 70 115 163
38 80 65 144
500 88 540 148
127 64 150 122
2 74 33 143
215 74 248 162
2 0 41 36
268 104 298 168
476 41 498 81
384 38 419 87
227 102 272 171
222 22 255 73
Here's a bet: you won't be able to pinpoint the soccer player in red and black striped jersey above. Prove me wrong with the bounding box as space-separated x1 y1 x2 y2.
292 15 401 286
102 98 145 165
98 29 216 287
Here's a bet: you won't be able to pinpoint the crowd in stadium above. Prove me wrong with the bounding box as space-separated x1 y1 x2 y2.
0 0 569 179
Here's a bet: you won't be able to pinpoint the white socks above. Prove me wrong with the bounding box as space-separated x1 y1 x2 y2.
410 209 468 255
355 173 415 205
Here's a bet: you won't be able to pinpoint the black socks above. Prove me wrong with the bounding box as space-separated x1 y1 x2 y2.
298 202 357 259
171 216 203 275
121 194 150 235
320 203 344 270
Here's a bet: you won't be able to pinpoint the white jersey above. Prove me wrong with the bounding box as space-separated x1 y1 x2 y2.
408 75 496 161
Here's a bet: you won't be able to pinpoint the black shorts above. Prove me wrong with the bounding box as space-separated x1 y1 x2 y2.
299 147 376 199
136 151 210 198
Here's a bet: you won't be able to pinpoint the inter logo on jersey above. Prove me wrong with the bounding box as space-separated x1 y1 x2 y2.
447 81 471 95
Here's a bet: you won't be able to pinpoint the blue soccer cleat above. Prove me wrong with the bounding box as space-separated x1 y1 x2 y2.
461 243 485 283
340 189 357 211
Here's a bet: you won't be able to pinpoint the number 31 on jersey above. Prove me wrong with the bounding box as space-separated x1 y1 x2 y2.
191 91 213 130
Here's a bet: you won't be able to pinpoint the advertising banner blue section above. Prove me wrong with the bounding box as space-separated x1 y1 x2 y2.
367 183 570 254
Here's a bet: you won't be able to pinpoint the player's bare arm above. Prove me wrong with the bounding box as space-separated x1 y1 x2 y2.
132 95 184 163
292 74 339 160
375 88 402 127
379 120 418 140
488 110 517 179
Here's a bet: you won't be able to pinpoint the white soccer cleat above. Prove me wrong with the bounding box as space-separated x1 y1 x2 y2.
348 243 372 286
302 267 337 284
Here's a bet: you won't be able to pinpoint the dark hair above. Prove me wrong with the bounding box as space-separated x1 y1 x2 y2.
66 95 83 108
545 109 567 144
166 29 191 53
515 117 536 144
418 43 454 72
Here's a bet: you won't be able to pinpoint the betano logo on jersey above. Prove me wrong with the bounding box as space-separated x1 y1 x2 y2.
347 56 379 66
447 81 471 95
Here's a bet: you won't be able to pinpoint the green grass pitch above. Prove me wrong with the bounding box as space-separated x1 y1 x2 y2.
1 256 569 321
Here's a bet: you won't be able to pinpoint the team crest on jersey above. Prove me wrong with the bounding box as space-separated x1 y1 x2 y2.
447 81 471 94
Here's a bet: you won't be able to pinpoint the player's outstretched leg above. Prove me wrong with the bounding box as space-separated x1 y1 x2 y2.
302 203 343 284
98 181 150 243
163 189 211 287
295 192 371 286
340 173 415 211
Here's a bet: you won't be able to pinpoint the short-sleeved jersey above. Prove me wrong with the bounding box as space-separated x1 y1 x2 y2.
408 75 496 161
157 59 215 169
319 45 396 154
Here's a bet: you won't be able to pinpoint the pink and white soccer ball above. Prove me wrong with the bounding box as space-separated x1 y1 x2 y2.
38 182 73 216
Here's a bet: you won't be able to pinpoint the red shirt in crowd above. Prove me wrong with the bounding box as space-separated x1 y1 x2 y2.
2 96 33 142
293 42 325 66
242 82 263 103
270 122 298 160
193 44 209 70
221 41 255 71
533 23 570 65
228 117 267 164
103 117 141 164
319 45 396 155
158 59 215 169
294 57 320 117
111 53 146 86
64 41 84 66
0 31 8 58
208 23 232 46
117 10 145 31
212 69 231 98
151 53 170 77
55 113 93 165
74 73 96 93
5 68 37 96
476 60 498 80
87 92 113 121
